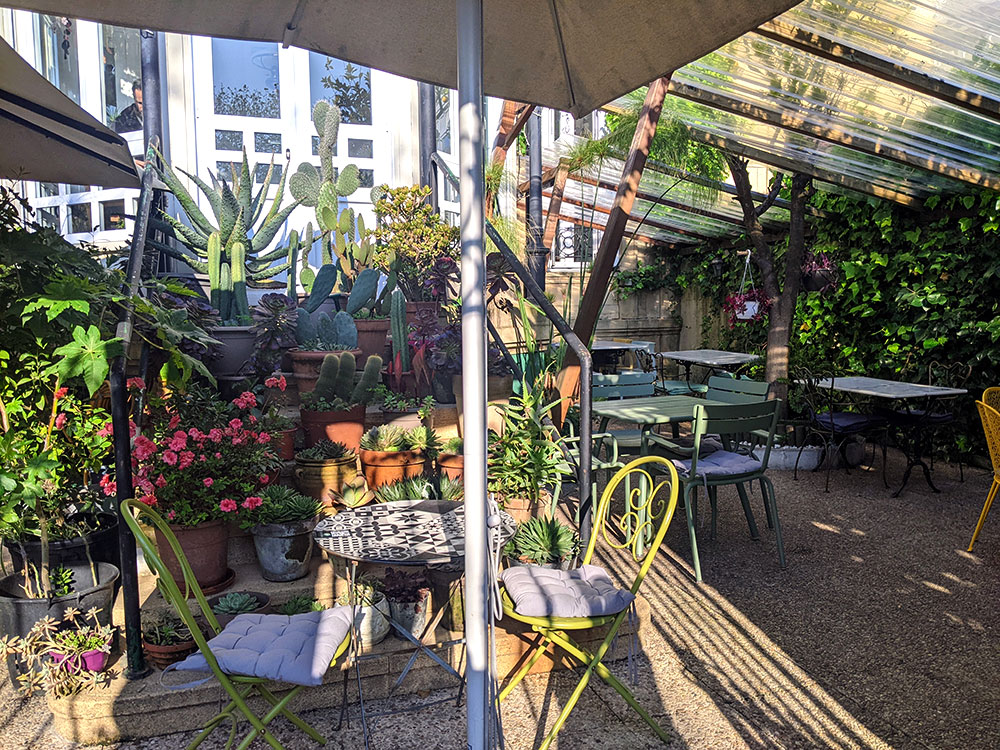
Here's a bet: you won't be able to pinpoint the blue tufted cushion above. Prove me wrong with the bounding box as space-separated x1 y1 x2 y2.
501 564 634 618
174 608 354 686
672 450 761 477
814 411 883 432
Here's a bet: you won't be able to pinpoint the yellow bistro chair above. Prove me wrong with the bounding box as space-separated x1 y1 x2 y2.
498 456 680 748
121 499 350 750
968 400 1000 551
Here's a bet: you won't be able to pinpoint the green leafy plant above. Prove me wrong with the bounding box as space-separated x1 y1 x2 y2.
360 425 409 452
240 486 323 530
406 425 440 456
212 592 264 616
438 475 464 502
441 436 463 454
296 440 354 462
275 595 326 615
336 573 383 608
505 516 579 565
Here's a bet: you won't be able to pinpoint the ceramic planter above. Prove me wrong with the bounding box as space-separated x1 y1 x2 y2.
351 594 391 648
4 511 120 574
207 325 255 377
735 300 759 320
251 518 317 582
143 637 198 670
301 404 366 450
50 648 109 673
289 348 363 393
359 448 426 489
437 452 464 481
154 519 230 593
355 318 390 366
294 454 358 504
272 427 298 460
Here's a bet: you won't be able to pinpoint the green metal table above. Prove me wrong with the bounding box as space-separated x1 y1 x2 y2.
592 394 728 436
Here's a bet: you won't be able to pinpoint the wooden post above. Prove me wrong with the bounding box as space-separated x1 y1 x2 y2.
542 159 570 250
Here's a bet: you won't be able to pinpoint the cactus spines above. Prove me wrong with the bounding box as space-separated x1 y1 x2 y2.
351 354 383 406
316 313 338 347
333 311 358 349
314 353 344 401
297 308 317 345
310 351 379 409
390 289 410 371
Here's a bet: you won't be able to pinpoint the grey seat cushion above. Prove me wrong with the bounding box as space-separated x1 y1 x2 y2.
175 608 354 686
673 450 761 478
501 564 634 618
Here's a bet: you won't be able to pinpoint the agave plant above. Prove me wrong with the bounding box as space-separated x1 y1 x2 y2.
359 425 411 452
373 476 434 503
212 592 263 616
153 147 300 323
506 517 579 566
241 486 323 530
296 440 354 462
438 475 464 502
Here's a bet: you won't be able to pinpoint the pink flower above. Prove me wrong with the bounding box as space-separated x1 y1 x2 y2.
265 375 286 391
99 474 116 497
257 432 271 444
154 474 167 488
203 477 214 488
258 474 270 485
53 413 67 430
231 436 244 446
54 387 69 400
214 452 222 459
233 391 257 409
242 495 263 510
265 376 279 389
229 418 243 431
162 450 178 466
248 415 258 424
97 421 114 437
208 428 224 443
178 451 195 470
134 435 158 461
138 494 157 507
126 377 146 391
188 428 204 441
128 420 137 438
167 510 176 521
168 430 188 452
168 415 180 430
199 454 207 462
219 498 237 513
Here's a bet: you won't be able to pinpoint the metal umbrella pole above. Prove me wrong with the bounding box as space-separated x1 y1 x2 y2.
457 0 489 749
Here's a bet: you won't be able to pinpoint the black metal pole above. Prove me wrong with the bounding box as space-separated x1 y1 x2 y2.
418 82 439 213
140 30 162 152
526 109 546 290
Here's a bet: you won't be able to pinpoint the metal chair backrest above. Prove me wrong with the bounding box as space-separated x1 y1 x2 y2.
976 400 1000 477
690 400 781 476
706 375 769 404
984 387 1000 414
592 371 656 400
581 456 679 592
120 499 225 658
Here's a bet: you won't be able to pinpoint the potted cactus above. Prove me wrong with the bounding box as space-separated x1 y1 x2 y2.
504 516 579 570
300 351 382 450
359 425 438 489
289 309 363 394
208 590 270 628
294 439 358 503
240 487 323 582
437 436 463 481
385 288 422 397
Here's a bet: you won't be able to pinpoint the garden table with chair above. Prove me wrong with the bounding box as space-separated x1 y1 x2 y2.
656 349 760 395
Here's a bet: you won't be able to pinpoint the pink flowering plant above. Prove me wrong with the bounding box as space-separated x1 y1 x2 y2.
722 288 771 328
128 386 277 527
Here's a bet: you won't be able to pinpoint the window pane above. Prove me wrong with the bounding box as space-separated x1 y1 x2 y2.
359 169 374 188
309 53 371 125
212 39 280 118
443 179 458 203
38 182 59 198
552 111 563 141
254 132 281 153
444 210 459 227
36 205 60 231
101 25 142 132
35 15 80 105
347 138 373 158
216 129 243 150
573 115 593 137
216 161 235 183
435 87 451 153
254 163 283 184
69 203 92 234
68 184 88 194
100 199 126 231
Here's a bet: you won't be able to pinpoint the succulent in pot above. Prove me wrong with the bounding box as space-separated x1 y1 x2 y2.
239 486 323 582
437 436 464 482
275 594 326 616
330 475 375 508
359 425 437 489
299 351 383 449
504 516 579 569
209 590 270 627
294 440 358 503
141 612 198 670
250 293 298 376
382 568 432 638
372 476 435 504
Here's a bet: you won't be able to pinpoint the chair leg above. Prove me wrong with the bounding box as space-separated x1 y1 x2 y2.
537 659 595 750
708 485 718 541
235 686 301 750
736 483 760 540
762 476 786 569
257 684 326 744
498 634 550 702
684 485 702 583
968 478 999 552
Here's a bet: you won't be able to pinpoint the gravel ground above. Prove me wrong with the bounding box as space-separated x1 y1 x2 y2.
2 448 997 749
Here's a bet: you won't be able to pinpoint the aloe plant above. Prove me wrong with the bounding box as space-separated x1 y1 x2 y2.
373 476 434 503
154 148 300 323
360 425 410 452
506 517 579 565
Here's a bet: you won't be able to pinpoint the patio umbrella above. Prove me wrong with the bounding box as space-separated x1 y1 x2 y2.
7 2 798 747
0 38 138 187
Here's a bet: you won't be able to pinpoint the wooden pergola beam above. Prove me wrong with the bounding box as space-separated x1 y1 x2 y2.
669 80 1000 191
755 19 1000 122
683 126 923 208
490 101 536 163
541 159 570 250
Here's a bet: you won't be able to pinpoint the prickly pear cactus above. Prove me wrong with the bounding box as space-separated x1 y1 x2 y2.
333 310 358 350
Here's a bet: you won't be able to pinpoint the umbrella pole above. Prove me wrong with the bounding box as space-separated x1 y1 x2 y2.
457 1 488 749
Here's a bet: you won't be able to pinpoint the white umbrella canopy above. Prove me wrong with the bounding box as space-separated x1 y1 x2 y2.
9 0 798 117
0 38 139 187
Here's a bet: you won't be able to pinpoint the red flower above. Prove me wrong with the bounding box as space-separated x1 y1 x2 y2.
177 451 195 470
167 510 176 521
99 474 116 497
138 494 157 507
203 477 214 488
54 387 69 400
97 421 114 437
154 474 167 488
264 375 287 392
168 414 181 430
162 450 178 466
53 413 67 430
219 498 237 513
128 420 137 438
258 474 270 485
208 428 224 443
134 435 157 461
168 430 188 452
233 391 257 409
257 432 271 444
126 377 146 391
228 418 244 431
242 496 263 510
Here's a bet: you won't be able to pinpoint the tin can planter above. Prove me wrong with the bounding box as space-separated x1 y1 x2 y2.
294 454 358 504
353 594 391 648
388 590 431 639
301 404 367 450
359 449 426 489
251 518 318 582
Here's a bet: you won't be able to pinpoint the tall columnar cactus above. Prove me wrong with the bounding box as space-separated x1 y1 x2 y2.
390 288 410 371
154 148 301 322
312 351 383 408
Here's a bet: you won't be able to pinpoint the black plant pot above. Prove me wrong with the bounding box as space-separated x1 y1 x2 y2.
0 562 119 682
801 268 837 292
3 512 121 575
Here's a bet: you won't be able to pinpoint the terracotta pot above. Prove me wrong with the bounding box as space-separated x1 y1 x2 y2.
499 492 549 523
294 455 358 504
289 348 363 393
359 448 426 488
301 404 366 450
272 427 298 460
437 452 464 481
207 325 255 377
154 519 230 592
355 318 390 367
143 637 198 670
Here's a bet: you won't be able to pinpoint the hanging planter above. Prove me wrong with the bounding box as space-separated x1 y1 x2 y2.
800 251 838 293
723 251 770 327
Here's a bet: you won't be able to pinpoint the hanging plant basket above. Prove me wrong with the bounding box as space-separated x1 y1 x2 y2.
723 288 770 328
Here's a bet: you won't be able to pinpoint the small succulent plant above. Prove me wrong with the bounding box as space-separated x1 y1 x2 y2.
212 592 263 616
373 476 434 504
438 475 464 502
275 595 326 616
360 425 410 452
142 614 194 646
441 436 463 454
245 486 323 528
406 425 440 456
296 440 354 462
332 475 375 508
336 573 383 608
506 517 579 566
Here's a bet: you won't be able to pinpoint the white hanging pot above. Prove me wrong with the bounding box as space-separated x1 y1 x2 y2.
736 300 759 320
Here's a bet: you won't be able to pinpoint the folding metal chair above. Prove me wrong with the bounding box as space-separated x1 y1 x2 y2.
498 456 680 749
121 499 350 750
968 399 1000 551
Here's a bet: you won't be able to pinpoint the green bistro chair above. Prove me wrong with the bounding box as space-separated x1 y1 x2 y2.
498 456 680 749
647 400 784 583
120 499 351 750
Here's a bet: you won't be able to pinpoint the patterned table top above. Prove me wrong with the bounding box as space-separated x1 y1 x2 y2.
811 376 967 400
657 349 760 368
314 499 516 566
